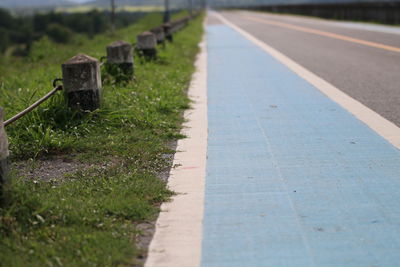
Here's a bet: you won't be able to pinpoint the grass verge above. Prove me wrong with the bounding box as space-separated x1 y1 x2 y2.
0 12 204 266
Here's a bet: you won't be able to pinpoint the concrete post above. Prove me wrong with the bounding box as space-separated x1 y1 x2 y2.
170 21 179 34
106 40 134 77
150 26 166 44
170 18 188 34
0 107 9 202
163 23 173 42
136 32 157 59
62 54 102 111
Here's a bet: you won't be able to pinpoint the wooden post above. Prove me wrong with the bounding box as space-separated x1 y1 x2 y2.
0 107 9 202
106 40 134 78
136 32 157 59
62 54 102 111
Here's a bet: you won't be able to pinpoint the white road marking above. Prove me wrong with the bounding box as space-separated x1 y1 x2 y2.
242 15 400 53
327 21 400 36
214 12 400 149
238 10 400 36
144 35 208 267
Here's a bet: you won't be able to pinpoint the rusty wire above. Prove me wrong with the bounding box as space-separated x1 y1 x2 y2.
4 80 63 127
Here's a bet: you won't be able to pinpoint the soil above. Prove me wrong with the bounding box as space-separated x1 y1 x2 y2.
13 154 91 182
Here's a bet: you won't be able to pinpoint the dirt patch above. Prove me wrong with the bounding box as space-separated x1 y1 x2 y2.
13 155 90 182
133 221 157 266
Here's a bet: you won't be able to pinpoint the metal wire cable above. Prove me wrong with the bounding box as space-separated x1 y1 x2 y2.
4 85 63 127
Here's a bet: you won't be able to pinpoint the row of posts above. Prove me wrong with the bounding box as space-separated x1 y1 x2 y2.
62 14 196 111
0 13 199 197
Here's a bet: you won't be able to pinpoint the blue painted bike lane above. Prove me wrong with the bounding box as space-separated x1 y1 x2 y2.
202 24 400 266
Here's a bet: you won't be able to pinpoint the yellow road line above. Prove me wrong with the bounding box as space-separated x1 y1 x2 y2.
215 12 400 148
243 15 400 53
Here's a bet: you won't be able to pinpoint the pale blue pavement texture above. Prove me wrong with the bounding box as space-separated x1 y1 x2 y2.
201 24 400 267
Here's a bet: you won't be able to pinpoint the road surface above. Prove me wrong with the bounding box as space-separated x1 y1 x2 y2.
146 11 400 267
218 10 400 127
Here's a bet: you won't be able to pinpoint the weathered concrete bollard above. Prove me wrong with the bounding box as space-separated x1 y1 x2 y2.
106 40 134 78
136 31 157 59
163 23 173 42
150 26 165 44
0 107 9 202
174 20 184 32
62 54 102 111
170 21 179 34
170 18 186 34
175 17 189 32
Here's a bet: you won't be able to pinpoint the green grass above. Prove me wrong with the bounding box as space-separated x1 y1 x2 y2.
0 11 193 159
55 5 164 13
0 12 204 266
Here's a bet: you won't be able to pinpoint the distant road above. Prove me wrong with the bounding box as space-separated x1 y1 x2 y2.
219 11 400 127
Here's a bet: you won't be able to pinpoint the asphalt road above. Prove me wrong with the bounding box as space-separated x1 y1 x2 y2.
217 11 400 127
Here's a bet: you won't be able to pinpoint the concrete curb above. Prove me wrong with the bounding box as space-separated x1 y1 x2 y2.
144 34 208 267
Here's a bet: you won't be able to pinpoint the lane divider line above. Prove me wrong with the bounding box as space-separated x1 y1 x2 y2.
215 12 400 149
238 10 400 36
144 36 208 267
242 15 400 53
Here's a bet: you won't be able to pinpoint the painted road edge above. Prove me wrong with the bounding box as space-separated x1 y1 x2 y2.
214 11 400 149
144 35 208 267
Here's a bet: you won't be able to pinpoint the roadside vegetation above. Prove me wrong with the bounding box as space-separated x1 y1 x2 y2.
0 8 146 55
54 5 164 14
0 11 203 266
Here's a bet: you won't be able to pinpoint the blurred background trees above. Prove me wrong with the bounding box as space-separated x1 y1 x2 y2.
0 7 144 55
